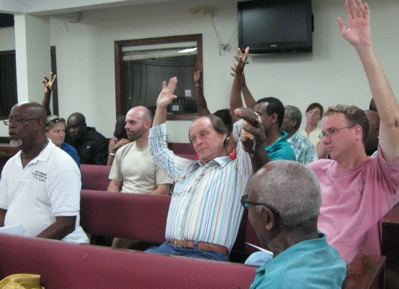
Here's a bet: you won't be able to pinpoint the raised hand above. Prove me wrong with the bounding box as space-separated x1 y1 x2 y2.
193 64 202 85
42 72 57 94
230 65 247 87
232 47 249 76
156 77 178 108
338 0 371 48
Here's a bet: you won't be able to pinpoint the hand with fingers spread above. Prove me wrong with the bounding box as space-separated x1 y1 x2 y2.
230 47 256 118
41 72 57 116
338 0 371 48
42 72 57 95
157 77 178 108
152 77 178 126
232 47 249 77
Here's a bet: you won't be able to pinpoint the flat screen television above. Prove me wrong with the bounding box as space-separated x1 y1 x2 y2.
238 0 313 55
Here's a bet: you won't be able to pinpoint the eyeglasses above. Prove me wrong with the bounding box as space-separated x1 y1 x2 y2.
3 118 39 126
46 117 65 126
319 125 354 141
240 194 280 217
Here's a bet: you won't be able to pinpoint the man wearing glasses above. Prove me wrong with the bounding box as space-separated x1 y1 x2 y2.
0 101 88 243
243 161 346 288
307 0 399 265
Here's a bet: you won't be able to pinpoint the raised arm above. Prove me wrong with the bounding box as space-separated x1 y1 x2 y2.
339 0 399 162
241 74 256 109
41 72 57 116
230 47 249 122
193 64 211 116
0 208 6 227
152 77 178 127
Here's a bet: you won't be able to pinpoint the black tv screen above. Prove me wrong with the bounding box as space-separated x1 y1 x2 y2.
238 0 313 55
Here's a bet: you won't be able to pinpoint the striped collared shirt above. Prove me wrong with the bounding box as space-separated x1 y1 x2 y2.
149 123 252 252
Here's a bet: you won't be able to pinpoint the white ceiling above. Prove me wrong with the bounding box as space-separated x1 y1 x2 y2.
0 0 175 16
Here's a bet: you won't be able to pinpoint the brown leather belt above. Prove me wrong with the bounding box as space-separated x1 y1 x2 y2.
168 240 228 255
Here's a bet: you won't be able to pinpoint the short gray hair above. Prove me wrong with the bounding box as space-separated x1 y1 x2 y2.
252 160 321 228
285 105 302 129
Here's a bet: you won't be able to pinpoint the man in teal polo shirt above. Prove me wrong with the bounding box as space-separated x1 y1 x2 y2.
243 160 346 289
230 49 296 162
252 97 296 161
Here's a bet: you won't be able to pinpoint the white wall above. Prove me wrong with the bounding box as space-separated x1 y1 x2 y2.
1 0 398 142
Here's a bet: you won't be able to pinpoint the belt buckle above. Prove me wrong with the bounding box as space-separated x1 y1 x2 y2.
173 239 188 248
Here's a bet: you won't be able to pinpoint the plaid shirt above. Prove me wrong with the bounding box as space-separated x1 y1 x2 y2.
287 131 318 164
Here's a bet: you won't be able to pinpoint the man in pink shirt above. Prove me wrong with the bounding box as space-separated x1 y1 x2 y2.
307 0 399 264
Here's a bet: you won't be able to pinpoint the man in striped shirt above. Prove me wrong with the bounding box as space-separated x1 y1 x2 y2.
146 77 267 261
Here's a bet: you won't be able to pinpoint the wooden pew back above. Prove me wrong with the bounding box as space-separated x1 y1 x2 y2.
343 254 386 289
381 202 399 289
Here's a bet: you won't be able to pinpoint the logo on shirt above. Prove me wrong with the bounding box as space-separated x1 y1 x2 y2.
32 170 47 182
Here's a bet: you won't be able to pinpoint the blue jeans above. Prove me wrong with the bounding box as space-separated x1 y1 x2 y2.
145 242 229 261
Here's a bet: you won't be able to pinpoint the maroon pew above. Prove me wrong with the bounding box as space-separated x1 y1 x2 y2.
0 234 256 289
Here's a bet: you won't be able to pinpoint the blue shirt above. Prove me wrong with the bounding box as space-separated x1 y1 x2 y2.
149 123 252 252
266 131 297 161
61 142 80 168
250 233 346 289
287 131 318 164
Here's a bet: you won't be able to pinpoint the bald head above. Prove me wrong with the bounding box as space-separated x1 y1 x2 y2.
125 106 153 142
127 106 153 123
8 101 48 150
10 101 47 132
67 113 86 126
364 110 380 156
11 101 47 127
369 98 377 112
67 112 88 141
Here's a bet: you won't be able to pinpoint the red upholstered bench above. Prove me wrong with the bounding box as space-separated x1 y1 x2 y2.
80 189 170 243
0 234 256 289
0 234 386 289
80 164 111 191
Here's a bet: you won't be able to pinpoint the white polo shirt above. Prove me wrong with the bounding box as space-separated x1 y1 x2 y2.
0 140 89 244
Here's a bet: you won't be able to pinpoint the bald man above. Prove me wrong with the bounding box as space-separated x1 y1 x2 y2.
107 106 172 195
107 106 172 249
65 112 108 165
0 101 88 243
364 109 380 156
